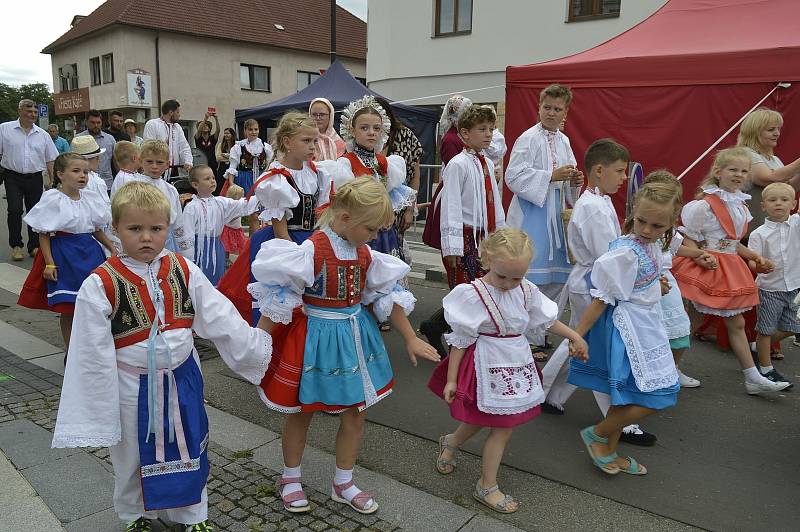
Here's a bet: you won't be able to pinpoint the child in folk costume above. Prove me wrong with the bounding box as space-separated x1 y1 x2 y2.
419 105 506 357
217 113 331 324
182 165 259 285
219 184 248 260
505 84 584 306
643 171 712 388
18 153 115 348
331 95 415 260
671 147 791 395
225 119 274 235
111 140 193 257
249 177 439 515
568 181 683 476
429 229 587 514
52 182 272 532
541 139 657 445
439 105 506 288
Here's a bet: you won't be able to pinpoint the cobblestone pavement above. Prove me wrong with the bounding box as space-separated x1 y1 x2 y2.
0 349 401 531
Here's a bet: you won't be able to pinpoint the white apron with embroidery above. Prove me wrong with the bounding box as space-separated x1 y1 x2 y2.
472 280 545 415
612 301 678 392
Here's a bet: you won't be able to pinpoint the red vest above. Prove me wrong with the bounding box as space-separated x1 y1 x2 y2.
343 151 388 178
94 253 195 349
303 232 372 308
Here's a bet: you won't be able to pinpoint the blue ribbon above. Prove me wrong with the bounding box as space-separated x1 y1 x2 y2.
144 267 176 446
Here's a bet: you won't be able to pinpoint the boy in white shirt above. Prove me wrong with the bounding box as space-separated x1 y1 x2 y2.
747 182 798 386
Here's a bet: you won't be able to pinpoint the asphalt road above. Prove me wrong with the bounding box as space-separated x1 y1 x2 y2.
0 189 797 531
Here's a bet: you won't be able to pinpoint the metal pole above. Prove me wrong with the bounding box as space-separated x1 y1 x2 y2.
330 0 337 64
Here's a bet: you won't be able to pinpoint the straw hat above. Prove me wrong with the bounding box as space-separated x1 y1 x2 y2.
70 135 106 158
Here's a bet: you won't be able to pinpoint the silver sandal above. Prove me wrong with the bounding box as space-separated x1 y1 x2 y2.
472 481 518 514
436 434 458 474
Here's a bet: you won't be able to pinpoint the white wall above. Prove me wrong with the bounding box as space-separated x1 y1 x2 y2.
367 0 666 105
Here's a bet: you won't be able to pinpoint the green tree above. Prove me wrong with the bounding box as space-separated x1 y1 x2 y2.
0 83 54 123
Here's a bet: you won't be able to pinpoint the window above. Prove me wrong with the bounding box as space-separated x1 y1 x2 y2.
90 57 101 86
297 70 320 91
59 63 79 91
102 54 114 83
240 63 271 92
567 0 621 22
435 0 472 36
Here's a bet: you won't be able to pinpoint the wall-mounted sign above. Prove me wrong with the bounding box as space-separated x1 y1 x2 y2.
127 68 152 107
54 88 90 115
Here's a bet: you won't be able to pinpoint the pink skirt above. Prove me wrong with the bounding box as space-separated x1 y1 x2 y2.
428 343 541 428
220 226 247 254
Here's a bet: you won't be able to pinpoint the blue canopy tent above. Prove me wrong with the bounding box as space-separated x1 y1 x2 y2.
234 60 439 174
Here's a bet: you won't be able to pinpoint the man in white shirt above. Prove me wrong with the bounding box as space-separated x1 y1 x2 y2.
143 99 193 177
0 99 58 260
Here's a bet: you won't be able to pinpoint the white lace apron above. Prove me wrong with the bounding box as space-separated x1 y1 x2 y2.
472 280 545 415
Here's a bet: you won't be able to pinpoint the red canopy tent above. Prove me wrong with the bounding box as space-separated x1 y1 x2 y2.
503 0 800 213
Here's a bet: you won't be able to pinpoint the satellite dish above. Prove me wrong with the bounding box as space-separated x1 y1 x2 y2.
626 162 644 219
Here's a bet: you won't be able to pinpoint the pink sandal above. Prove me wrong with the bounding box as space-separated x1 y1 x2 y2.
331 480 379 514
278 476 310 513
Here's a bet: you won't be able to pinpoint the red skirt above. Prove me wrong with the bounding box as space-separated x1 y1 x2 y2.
17 249 74 314
258 308 393 414
672 252 758 310
428 344 541 428
220 226 247 255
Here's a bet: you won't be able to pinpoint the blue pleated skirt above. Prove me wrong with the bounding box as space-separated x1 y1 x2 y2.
298 303 394 408
235 170 255 194
568 306 679 410
47 233 106 306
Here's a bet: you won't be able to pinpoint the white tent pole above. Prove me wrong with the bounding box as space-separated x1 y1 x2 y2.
677 82 790 180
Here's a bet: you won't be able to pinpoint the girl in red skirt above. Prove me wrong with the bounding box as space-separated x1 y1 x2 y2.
428 228 587 513
671 147 790 395
18 152 115 348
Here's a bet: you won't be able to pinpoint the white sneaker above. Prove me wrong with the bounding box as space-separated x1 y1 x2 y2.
678 370 701 388
745 379 791 395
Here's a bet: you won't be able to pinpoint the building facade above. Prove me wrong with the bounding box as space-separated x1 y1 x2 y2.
44 0 365 148
367 0 666 126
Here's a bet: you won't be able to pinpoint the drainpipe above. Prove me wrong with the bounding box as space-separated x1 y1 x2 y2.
155 31 161 114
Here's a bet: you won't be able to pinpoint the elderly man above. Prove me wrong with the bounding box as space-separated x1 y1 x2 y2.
76 109 116 190
48 124 70 154
143 99 193 177
0 99 58 260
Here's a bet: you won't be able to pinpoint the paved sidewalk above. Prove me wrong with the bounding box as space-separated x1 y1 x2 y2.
0 346 523 532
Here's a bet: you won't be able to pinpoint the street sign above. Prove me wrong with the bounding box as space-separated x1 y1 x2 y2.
38 104 48 118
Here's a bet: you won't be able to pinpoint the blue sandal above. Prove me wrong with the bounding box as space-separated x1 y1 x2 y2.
612 454 647 475
579 426 620 475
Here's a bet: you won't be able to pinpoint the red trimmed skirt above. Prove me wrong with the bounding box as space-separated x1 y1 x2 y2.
220 226 247 255
258 308 394 413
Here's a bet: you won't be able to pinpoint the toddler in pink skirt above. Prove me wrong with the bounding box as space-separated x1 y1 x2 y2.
220 184 248 259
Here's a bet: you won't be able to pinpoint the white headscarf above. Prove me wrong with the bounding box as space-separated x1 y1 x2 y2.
309 97 345 161
439 95 473 134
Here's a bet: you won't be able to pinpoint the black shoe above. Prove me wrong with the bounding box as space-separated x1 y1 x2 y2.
540 402 564 415
619 427 657 446
762 369 793 389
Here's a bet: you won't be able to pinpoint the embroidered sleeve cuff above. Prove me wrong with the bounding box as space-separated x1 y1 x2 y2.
247 282 302 324
237 331 273 384
589 288 616 306
444 332 477 349
388 184 417 212
371 285 416 322
258 208 293 223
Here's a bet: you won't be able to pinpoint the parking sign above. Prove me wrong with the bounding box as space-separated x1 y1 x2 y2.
38 104 48 118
